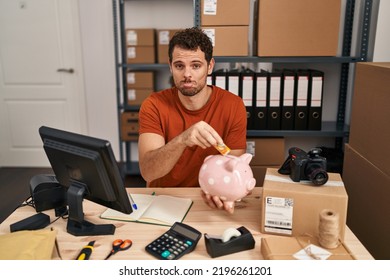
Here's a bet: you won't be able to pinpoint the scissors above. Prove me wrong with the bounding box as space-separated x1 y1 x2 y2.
104 239 133 260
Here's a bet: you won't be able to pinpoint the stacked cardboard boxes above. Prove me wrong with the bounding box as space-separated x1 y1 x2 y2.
343 62 390 259
157 29 180 64
126 71 154 106
200 0 254 56
120 111 139 141
126 28 156 63
246 138 285 186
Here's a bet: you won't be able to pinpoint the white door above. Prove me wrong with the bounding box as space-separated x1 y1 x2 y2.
0 0 87 167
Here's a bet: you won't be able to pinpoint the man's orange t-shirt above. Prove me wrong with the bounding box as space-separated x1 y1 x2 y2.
138 85 247 187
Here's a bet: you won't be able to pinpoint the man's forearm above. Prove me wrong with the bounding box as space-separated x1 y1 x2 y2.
139 135 186 183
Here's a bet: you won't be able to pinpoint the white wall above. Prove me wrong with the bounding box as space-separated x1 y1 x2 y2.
373 0 390 61
78 0 120 158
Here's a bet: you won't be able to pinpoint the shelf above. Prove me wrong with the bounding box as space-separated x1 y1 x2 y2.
119 56 362 70
214 56 362 64
120 63 169 71
247 122 349 138
121 161 140 175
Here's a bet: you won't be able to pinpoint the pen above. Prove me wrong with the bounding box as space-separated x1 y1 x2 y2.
129 194 138 210
76 240 95 260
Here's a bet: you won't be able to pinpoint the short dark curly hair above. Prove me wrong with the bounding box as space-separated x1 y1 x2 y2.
168 27 213 64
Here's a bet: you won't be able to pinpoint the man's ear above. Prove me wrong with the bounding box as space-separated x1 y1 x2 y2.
208 58 215 75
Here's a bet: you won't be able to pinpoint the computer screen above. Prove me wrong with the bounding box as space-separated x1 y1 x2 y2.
39 126 132 236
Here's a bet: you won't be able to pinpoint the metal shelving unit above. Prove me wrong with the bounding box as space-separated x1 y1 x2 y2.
113 0 374 175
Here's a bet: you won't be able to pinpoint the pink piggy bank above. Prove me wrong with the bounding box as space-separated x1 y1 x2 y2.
198 153 256 204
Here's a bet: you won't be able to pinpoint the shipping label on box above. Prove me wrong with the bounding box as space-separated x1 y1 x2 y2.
261 168 348 240
264 196 294 235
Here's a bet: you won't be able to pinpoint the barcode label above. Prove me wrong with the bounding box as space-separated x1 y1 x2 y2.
264 196 294 234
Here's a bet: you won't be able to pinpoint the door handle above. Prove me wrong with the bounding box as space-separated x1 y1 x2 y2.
57 68 74 74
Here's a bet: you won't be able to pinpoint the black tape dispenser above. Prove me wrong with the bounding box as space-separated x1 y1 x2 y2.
204 226 255 258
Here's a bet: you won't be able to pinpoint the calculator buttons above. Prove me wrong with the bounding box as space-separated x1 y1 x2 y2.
146 233 194 260
145 222 201 260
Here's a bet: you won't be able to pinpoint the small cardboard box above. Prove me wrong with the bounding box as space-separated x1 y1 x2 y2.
261 235 355 260
127 72 154 89
257 0 341 56
202 26 249 56
246 138 285 166
125 28 155 46
121 122 139 141
126 46 155 64
201 0 251 26
157 29 180 64
349 62 390 176
260 168 348 241
127 89 151 106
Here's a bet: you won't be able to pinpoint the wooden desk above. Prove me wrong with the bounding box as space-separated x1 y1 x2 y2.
0 187 373 260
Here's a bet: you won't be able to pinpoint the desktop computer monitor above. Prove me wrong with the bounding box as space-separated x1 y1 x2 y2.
39 126 133 236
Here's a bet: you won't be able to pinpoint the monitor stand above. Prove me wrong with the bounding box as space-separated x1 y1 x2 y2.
66 183 115 236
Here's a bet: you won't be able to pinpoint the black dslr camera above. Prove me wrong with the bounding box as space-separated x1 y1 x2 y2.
278 147 328 186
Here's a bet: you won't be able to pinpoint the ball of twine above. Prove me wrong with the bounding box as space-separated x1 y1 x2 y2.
318 209 340 249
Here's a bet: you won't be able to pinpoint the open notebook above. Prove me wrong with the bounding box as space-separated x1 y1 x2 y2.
100 193 193 227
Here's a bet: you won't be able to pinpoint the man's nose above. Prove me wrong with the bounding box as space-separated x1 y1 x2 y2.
183 67 192 78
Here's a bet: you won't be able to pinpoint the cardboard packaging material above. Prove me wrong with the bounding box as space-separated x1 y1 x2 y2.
246 138 285 166
251 165 279 187
120 112 139 141
157 29 180 64
348 62 390 176
260 168 348 241
201 0 251 26
125 28 155 46
127 72 154 89
257 0 341 56
343 144 390 260
261 235 355 260
126 46 155 64
127 89 151 106
202 26 249 56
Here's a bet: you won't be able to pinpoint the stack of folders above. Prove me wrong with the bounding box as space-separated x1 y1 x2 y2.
209 68 324 131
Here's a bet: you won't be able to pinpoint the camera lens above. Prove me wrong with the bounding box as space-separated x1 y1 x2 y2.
307 167 329 186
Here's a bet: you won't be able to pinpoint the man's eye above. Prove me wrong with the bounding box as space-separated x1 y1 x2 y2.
175 64 184 70
192 64 201 69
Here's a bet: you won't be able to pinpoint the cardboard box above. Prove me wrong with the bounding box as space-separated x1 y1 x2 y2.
202 26 249 56
246 138 285 166
349 62 390 176
157 29 180 64
121 123 139 141
261 236 355 260
121 111 139 123
343 144 390 260
260 168 348 240
251 165 280 187
201 0 251 26
127 89 151 106
126 46 155 64
126 28 155 46
120 112 139 141
257 0 341 56
127 72 154 89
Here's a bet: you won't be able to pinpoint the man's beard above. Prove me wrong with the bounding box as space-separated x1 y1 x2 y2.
176 79 205 97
